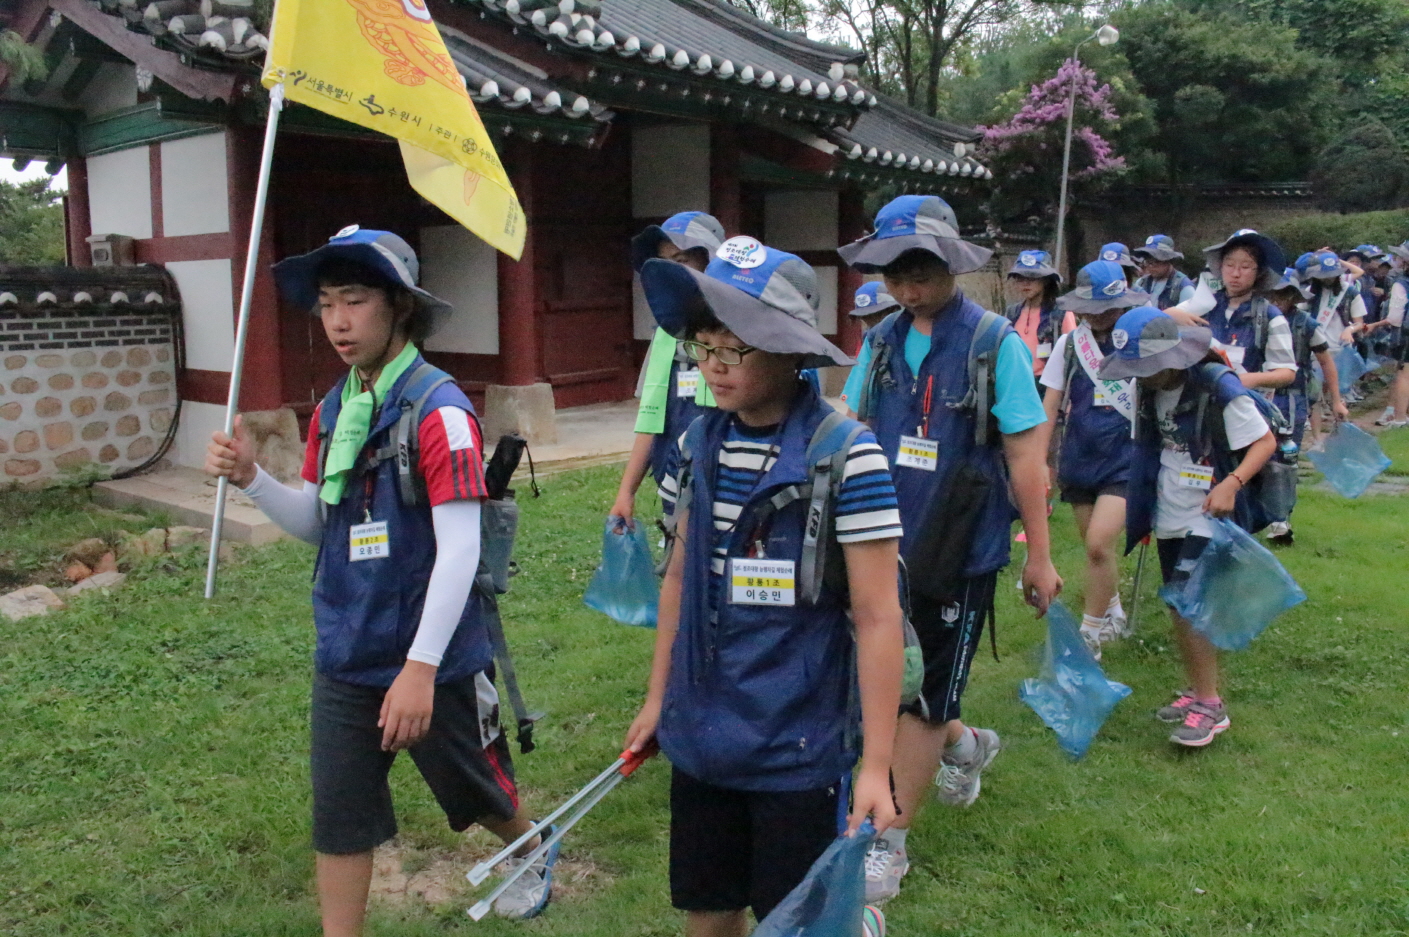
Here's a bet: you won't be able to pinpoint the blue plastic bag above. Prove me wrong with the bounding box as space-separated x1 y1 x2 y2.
1335 345 1367 394
1162 518 1306 651
1018 601 1132 760
582 518 659 627
752 822 874 937
1308 422 1392 499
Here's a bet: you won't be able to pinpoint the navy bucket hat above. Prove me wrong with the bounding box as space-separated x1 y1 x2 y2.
1056 260 1150 316
1203 229 1288 291
272 225 454 336
1007 249 1061 281
1097 242 1139 268
630 211 727 273
1132 234 1183 263
639 235 853 369
849 281 901 317
1098 306 1213 380
837 195 992 275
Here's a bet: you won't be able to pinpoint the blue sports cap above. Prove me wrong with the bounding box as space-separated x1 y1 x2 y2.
1132 234 1183 262
272 225 454 335
1098 242 1139 268
1007 249 1061 281
1057 260 1149 315
639 235 852 368
1098 306 1213 380
837 195 992 274
850 281 901 317
630 211 726 272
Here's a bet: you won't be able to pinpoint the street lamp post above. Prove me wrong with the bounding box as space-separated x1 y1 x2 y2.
1053 23 1118 278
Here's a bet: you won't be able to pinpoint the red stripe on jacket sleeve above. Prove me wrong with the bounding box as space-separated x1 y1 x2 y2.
418 407 488 506
300 403 323 484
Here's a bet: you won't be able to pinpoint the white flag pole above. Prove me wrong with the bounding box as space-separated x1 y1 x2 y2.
203 82 286 599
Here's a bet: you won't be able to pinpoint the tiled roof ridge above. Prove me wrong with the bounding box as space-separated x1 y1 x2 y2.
675 0 865 67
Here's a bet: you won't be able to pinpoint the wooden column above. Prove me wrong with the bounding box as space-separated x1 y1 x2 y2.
837 186 868 356
497 138 539 386
710 122 742 235
64 156 92 267
226 123 284 412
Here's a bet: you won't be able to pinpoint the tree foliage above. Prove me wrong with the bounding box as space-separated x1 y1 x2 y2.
1310 119 1409 214
1265 207 1409 257
0 178 66 266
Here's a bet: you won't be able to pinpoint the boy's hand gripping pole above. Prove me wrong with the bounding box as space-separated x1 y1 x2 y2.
465 741 657 887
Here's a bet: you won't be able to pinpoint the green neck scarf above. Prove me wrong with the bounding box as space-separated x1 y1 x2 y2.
320 342 420 506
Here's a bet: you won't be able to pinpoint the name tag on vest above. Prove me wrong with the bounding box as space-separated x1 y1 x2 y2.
676 369 700 398
349 521 390 561
1179 465 1214 490
1224 345 1246 370
1036 342 1053 360
729 558 795 606
896 435 938 471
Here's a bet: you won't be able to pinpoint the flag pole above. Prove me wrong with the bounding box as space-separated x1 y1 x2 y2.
203 83 286 599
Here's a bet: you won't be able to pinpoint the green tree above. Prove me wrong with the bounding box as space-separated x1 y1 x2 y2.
0 178 67 265
1310 119 1409 214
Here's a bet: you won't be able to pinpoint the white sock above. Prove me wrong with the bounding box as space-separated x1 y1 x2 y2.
878 827 908 850
1107 595 1124 617
1081 613 1107 633
946 727 978 763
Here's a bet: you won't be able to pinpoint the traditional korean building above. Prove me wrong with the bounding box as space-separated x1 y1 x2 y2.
0 0 991 465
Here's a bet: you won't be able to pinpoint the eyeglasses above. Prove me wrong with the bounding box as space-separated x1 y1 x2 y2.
681 340 759 366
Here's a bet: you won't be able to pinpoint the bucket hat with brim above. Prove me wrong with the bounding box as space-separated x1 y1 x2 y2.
1007 249 1061 281
837 195 992 275
1387 242 1409 264
1266 267 1311 300
1098 242 1140 268
630 211 727 273
1203 228 1287 291
1296 250 1343 282
1056 260 1150 316
1099 306 1213 380
273 225 454 336
1132 234 1183 263
639 236 853 369
850 281 902 317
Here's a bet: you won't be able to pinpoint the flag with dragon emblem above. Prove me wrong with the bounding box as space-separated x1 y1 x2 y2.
262 0 525 258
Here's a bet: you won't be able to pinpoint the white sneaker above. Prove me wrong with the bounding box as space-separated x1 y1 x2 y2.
492 828 558 920
1265 521 1290 539
1375 406 1396 426
863 837 909 903
935 728 1000 807
1106 596 1130 637
1079 625 1104 660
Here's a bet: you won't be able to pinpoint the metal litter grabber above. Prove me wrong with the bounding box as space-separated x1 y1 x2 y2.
466 741 659 920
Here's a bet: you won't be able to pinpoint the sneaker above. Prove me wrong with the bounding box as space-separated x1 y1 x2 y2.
863 837 909 903
1387 420 1409 429
1269 527 1295 547
1156 690 1196 723
1107 596 1130 637
1170 701 1231 748
1375 406 1396 425
935 728 1000 807
1079 625 1104 660
492 826 559 919
863 904 886 937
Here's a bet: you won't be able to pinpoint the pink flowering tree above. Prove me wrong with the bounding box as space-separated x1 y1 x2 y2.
976 58 1127 227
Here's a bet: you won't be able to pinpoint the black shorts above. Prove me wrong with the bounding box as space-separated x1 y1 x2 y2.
900 571 998 725
1157 535 1211 593
1059 482 1127 505
669 768 842 920
310 671 519 855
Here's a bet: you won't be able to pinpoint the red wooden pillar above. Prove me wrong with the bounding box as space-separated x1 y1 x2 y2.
497 138 539 385
710 123 742 235
65 156 92 267
837 186 868 356
226 123 284 411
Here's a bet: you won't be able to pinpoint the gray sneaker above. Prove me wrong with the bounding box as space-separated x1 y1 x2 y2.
1170 701 1230 747
1156 691 1196 724
935 728 1000 807
863 836 909 903
492 826 559 920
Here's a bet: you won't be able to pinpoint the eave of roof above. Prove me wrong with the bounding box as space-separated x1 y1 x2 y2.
829 95 992 182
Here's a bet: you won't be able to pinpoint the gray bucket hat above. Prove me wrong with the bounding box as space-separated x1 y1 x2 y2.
1132 234 1183 263
1007 249 1061 281
849 281 901 317
639 236 853 369
1099 306 1213 380
1386 242 1409 264
837 195 992 275
630 211 727 273
1056 260 1150 316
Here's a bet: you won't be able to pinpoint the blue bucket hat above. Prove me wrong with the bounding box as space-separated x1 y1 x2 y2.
1267 267 1311 300
849 281 901 317
1056 260 1150 315
1098 306 1213 380
1006 249 1061 281
639 235 853 368
1296 250 1343 282
1097 242 1139 268
630 211 727 273
272 225 454 335
1203 229 1287 291
837 195 992 275
1132 234 1183 263
1348 244 1384 263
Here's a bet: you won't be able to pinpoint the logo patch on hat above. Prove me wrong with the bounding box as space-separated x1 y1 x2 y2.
855 293 872 307
333 224 360 240
1102 250 1118 261
1145 235 1158 245
1102 278 1126 297
1234 228 1258 236
1019 251 1042 266
717 236 767 269
1112 329 1129 349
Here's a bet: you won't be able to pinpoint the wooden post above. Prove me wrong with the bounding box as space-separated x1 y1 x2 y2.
837 187 868 356
65 156 92 267
226 124 284 411
710 123 742 235
497 138 538 386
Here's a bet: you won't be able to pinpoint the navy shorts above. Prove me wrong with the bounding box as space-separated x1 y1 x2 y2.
1157 535 1211 593
900 572 998 725
1059 482 1127 505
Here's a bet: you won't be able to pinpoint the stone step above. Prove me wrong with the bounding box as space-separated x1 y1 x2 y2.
92 466 287 545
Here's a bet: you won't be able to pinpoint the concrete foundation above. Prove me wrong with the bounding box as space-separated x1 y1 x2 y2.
483 382 558 447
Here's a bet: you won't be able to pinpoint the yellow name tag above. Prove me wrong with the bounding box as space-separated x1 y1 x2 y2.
1036 342 1053 359
349 521 390 561
676 369 700 399
896 434 938 471
730 558 796 606
1178 465 1214 490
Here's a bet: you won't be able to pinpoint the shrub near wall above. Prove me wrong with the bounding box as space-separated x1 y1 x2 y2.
1265 208 1409 257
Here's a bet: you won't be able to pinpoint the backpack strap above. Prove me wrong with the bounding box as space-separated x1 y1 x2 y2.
364 363 455 507
960 309 1010 446
856 311 904 422
1251 297 1270 355
798 411 867 605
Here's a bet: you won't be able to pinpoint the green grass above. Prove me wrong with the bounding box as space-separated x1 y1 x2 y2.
2 473 1408 935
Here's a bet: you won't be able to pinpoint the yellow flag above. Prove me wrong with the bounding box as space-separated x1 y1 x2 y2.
262 0 525 259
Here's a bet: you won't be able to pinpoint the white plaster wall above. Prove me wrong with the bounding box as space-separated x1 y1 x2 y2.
161 133 230 237
87 147 152 240
173 400 228 470
79 63 138 117
765 189 839 252
419 225 499 355
814 265 838 336
166 259 235 372
632 123 711 218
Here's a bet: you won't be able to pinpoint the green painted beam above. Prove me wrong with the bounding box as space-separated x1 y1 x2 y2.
0 101 81 157
79 101 222 156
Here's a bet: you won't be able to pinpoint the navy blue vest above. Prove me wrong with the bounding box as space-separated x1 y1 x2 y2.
1272 307 1317 421
1124 365 1257 552
659 386 857 791
1003 299 1061 346
313 359 493 686
648 352 710 487
1056 330 1133 491
1207 292 1283 375
868 293 1016 577
1135 271 1193 311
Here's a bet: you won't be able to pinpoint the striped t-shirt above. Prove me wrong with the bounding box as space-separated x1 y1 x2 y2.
660 417 903 579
